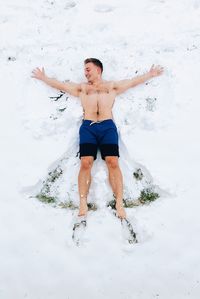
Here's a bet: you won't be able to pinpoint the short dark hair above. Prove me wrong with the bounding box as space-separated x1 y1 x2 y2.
84 58 103 73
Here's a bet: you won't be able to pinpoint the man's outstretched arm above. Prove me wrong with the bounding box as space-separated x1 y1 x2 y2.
31 67 81 97
113 64 164 95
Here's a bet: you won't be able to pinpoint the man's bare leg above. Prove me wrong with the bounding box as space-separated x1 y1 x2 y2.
78 156 94 216
105 156 126 219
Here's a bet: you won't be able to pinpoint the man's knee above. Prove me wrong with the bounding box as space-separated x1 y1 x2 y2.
105 156 119 169
80 157 94 170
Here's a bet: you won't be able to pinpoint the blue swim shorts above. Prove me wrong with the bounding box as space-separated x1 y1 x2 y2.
79 119 119 160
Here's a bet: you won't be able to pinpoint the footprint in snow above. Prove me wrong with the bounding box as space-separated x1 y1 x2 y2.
64 1 76 9
94 4 115 13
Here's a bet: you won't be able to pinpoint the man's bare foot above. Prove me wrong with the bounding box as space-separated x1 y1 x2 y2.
116 203 126 219
78 200 88 216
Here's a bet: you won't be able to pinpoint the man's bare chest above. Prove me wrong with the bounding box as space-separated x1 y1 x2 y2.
85 86 110 95
79 83 116 105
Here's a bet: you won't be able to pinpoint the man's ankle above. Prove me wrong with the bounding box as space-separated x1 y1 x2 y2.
80 194 87 202
116 199 123 206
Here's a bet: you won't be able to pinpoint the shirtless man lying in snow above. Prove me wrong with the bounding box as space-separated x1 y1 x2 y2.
32 58 164 219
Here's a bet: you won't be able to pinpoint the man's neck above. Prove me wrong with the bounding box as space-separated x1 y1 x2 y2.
88 77 103 85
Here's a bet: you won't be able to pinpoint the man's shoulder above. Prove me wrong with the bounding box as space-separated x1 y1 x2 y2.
103 80 115 89
77 82 87 92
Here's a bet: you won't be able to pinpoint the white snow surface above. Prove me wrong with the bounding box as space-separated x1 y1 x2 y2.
1 0 200 298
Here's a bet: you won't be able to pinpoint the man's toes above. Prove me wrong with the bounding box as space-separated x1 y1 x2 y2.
116 210 126 219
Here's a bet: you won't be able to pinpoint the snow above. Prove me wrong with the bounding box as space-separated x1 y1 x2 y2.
1 0 200 298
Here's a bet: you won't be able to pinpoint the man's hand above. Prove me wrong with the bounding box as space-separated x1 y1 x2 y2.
148 64 164 78
31 66 81 97
31 67 46 81
113 64 164 95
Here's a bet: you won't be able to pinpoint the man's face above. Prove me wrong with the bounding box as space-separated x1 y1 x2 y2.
84 62 101 82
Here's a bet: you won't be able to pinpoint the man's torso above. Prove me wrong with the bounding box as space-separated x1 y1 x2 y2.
79 81 116 121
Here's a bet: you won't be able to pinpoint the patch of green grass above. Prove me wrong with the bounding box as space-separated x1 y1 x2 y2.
133 168 143 180
59 201 78 210
87 202 98 211
59 201 98 211
58 107 67 112
106 199 116 209
107 198 140 209
47 167 63 183
35 167 63 204
123 199 141 208
36 194 56 203
139 188 159 204
107 188 159 209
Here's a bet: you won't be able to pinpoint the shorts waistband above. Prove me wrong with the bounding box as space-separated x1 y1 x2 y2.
82 119 114 126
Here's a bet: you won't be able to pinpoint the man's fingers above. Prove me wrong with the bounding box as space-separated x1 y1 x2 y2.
32 71 38 76
159 66 164 71
35 67 43 72
32 69 38 73
32 68 43 74
151 64 164 70
149 64 164 77
31 67 45 79
31 69 40 78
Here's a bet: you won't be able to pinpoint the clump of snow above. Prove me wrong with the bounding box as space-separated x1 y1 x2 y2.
1 0 200 298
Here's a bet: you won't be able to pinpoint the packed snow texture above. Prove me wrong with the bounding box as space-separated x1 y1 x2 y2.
1 0 200 298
